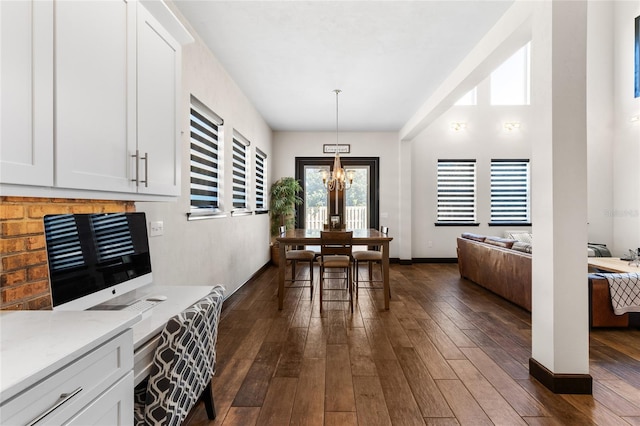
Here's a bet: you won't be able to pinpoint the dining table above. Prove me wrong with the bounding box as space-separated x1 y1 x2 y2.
276 228 393 310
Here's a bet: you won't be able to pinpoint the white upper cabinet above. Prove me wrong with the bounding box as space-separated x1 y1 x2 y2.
0 0 191 199
55 0 136 193
0 1 54 186
136 4 181 196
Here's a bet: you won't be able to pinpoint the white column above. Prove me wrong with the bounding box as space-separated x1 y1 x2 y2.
530 0 590 391
398 138 412 263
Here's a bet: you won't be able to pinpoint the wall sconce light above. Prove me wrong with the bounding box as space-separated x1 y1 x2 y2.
503 121 521 132
450 121 467 132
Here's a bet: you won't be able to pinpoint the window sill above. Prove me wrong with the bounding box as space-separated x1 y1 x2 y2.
434 222 480 227
231 209 253 217
488 222 531 226
187 210 227 221
254 209 269 215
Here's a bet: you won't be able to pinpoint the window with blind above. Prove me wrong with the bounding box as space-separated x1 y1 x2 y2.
232 130 250 212
436 160 477 225
490 159 530 224
189 96 223 218
255 148 267 212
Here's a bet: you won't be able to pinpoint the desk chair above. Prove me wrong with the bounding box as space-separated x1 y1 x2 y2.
318 231 353 312
280 226 315 298
134 285 225 426
352 226 390 299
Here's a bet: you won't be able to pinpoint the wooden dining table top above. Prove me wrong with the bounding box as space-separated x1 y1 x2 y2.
276 228 393 244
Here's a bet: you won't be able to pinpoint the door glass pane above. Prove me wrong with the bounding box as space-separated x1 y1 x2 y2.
304 165 328 230
345 166 369 229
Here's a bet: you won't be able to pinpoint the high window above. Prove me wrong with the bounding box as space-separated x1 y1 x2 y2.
436 160 477 224
231 131 250 212
189 96 223 218
255 148 267 212
490 42 530 105
490 160 530 224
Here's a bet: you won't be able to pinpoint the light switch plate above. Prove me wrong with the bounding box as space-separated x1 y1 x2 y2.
149 221 164 237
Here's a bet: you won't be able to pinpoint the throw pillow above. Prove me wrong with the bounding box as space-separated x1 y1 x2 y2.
505 231 532 244
512 241 533 254
461 232 486 242
485 236 517 249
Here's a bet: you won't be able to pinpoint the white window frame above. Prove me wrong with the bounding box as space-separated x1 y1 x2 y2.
255 148 268 213
188 96 225 220
490 159 531 224
436 160 477 224
231 130 251 215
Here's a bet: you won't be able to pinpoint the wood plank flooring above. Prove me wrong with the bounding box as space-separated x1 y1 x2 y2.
186 263 640 426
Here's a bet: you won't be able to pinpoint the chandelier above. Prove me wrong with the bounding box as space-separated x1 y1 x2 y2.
321 89 354 191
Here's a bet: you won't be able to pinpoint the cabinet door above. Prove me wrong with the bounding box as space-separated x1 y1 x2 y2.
0 1 53 186
55 0 136 192
67 372 134 426
136 4 181 196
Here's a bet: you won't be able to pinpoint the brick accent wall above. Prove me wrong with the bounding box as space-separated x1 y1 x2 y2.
0 197 135 310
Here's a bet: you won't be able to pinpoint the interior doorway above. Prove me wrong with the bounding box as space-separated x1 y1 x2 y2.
295 157 379 230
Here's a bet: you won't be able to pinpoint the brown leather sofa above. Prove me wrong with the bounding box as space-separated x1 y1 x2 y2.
456 233 636 327
457 234 531 311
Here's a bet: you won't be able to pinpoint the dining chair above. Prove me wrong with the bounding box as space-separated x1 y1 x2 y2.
318 230 353 312
352 226 390 299
280 225 315 298
133 285 225 426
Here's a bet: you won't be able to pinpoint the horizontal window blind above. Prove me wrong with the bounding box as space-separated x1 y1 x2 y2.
255 149 267 210
490 160 530 223
437 160 476 223
190 100 223 211
232 131 250 209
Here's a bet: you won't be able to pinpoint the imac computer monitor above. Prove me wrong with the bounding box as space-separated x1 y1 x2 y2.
44 212 153 310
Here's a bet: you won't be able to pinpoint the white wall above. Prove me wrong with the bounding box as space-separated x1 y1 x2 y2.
272 131 401 258
612 1 640 256
410 78 533 258
136 12 273 296
587 1 615 249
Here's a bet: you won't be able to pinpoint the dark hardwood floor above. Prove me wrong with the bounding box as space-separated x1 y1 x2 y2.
186 263 640 425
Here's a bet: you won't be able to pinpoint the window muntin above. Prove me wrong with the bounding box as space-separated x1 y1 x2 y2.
189 97 223 216
255 148 267 211
490 160 530 224
232 130 250 211
437 160 476 224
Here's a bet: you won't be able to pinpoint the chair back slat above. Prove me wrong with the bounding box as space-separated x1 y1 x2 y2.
320 231 353 257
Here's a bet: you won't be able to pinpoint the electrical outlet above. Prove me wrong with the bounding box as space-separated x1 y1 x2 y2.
149 221 164 237
428 240 433 248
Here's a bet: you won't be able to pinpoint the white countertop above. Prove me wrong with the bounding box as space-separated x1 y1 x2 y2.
95 285 215 350
0 310 141 403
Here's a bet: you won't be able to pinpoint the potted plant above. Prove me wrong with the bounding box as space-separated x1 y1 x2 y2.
269 177 303 265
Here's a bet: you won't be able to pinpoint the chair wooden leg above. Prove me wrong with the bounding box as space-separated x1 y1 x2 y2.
348 266 353 313
202 381 216 420
309 260 314 298
319 265 324 309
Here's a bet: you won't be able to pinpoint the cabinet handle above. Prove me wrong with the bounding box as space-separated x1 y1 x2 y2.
131 150 140 187
26 387 83 426
140 152 148 187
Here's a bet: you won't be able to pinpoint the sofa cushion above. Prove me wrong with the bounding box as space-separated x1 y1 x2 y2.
512 241 532 254
461 232 486 242
504 231 532 244
485 236 516 249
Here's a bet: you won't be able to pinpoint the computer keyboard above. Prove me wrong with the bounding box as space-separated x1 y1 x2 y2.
122 299 158 313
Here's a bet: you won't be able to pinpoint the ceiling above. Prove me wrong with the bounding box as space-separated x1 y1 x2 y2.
172 1 514 132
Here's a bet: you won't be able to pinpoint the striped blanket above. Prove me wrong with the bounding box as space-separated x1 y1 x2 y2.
602 273 640 315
